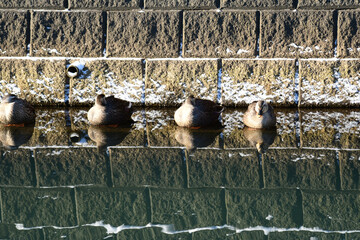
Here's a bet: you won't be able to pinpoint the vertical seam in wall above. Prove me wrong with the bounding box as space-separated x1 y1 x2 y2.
338 151 343 190
33 149 39 187
293 0 299 9
217 59 222 104
141 59 146 106
295 108 301 148
72 187 80 226
64 0 69 9
179 11 183 58
333 10 338 58
183 149 189 188
221 188 228 225
216 0 221 8
258 11 262 57
107 148 114 187
255 11 260 57
257 151 265 189
146 187 152 223
335 150 341 190
296 188 304 227
298 59 302 107
30 149 38 187
65 60 70 106
0 188 3 223
29 10 33 56
102 11 107 58
25 10 31 56
294 59 300 107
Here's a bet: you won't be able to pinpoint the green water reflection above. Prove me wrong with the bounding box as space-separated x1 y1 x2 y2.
0 108 359 239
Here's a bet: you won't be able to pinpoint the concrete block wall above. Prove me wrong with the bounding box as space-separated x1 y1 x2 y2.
0 108 359 238
0 1 359 107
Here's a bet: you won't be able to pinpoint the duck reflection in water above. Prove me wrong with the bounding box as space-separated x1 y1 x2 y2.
88 124 132 151
175 122 223 152
0 125 34 150
243 127 277 154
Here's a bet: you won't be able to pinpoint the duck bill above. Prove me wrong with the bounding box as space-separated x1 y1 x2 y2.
257 114 263 118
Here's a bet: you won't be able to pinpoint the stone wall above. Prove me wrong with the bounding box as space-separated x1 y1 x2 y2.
0 108 359 238
0 1 359 106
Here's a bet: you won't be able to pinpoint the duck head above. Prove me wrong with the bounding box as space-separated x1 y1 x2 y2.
96 94 107 106
254 101 269 118
2 94 18 103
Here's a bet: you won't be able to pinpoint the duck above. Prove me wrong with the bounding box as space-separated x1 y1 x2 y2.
174 125 223 152
0 94 36 126
174 96 224 128
243 127 277 153
87 94 133 125
243 100 276 129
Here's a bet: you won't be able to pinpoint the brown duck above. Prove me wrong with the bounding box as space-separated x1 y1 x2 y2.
87 94 133 126
0 94 35 126
243 100 276 129
174 96 224 128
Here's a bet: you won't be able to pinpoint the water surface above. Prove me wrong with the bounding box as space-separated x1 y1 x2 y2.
0 107 359 239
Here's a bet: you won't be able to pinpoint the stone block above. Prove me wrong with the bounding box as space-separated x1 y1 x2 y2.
2 187 76 227
272 109 298 147
300 60 360 107
107 11 180 57
145 60 218 106
69 59 143 106
145 0 217 9
31 11 103 57
336 60 360 106
269 232 343 240
221 0 292 8
0 11 27 56
263 149 337 189
77 187 147 226
152 189 224 230
0 149 34 186
340 151 360 190
110 148 185 188
338 10 360 57
183 10 256 57
302 190 360 230
298 60 332 106
337 110 360 149
222 109 248 148
228 189 301 228
0 59 66 105
36 148 107 186
300 109 340 148
0 0 63 8
347 233 360 240
222 59 296 107
44 226 112 239
188 149 260 188
260 10 334 58
70 0 139 9
145 109 181 147
298 0 360 8
26 109 69 146
0 224 43 240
